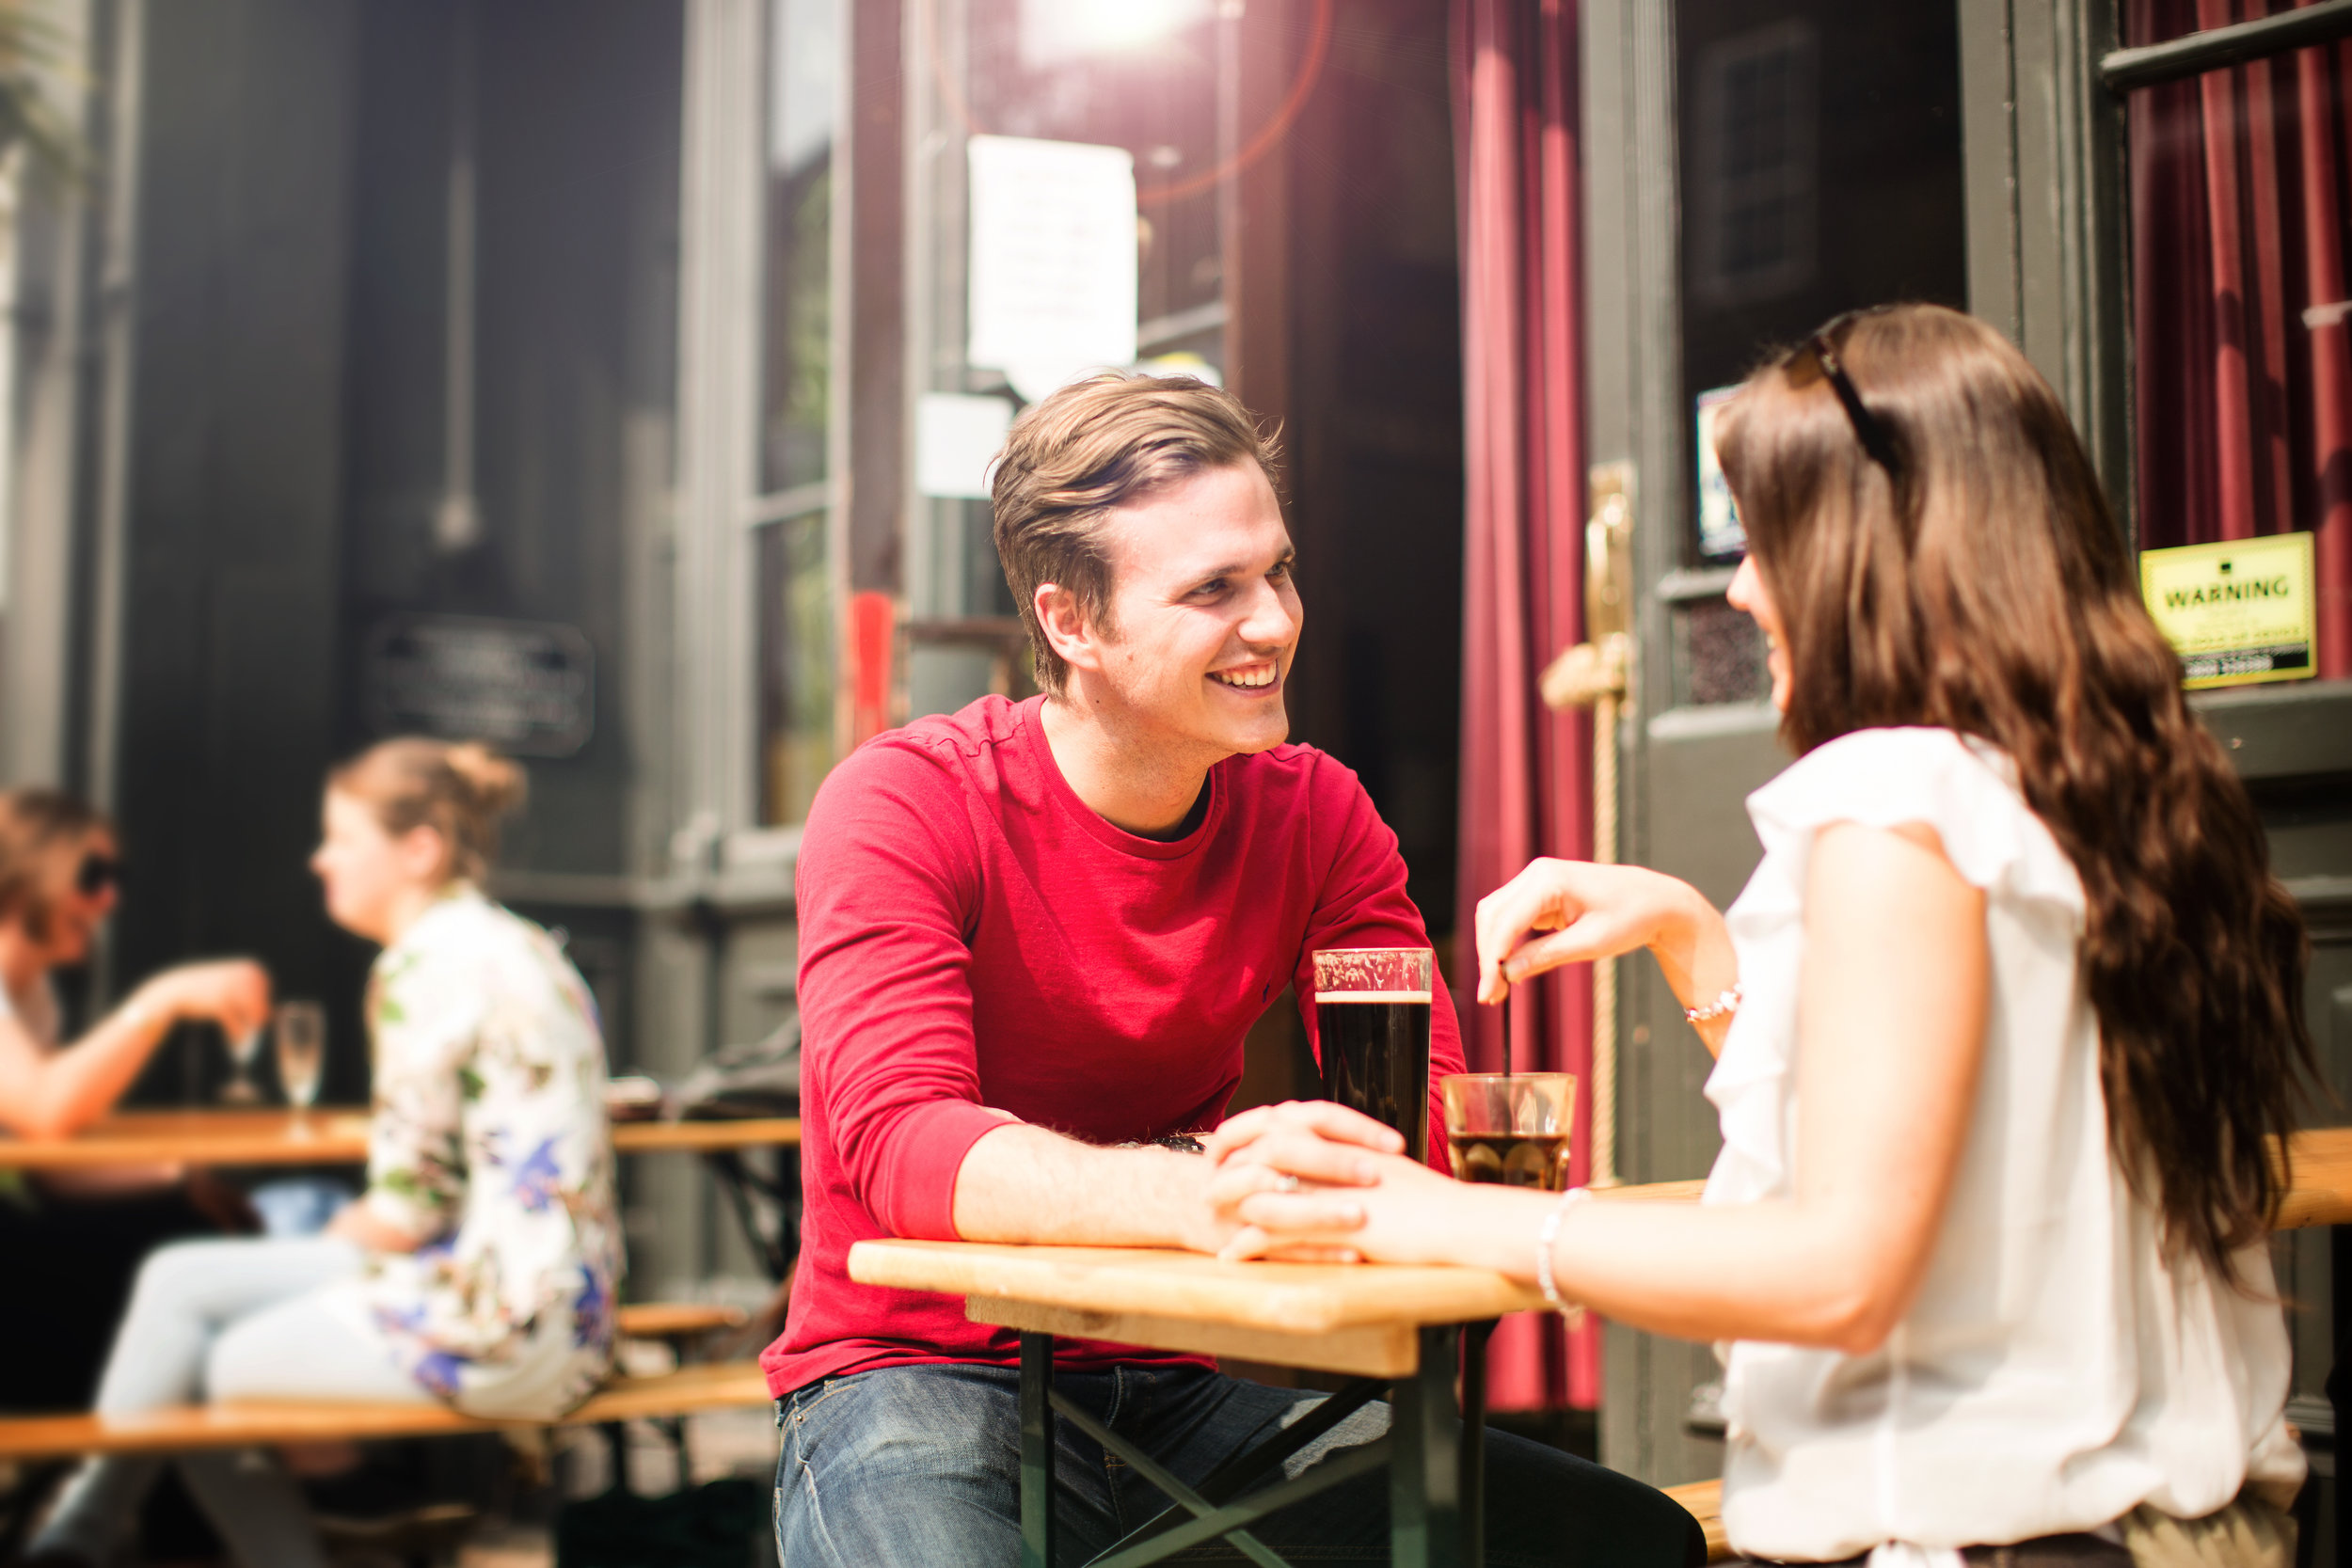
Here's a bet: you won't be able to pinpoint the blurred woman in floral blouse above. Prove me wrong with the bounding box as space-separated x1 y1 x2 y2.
29 739 621 1568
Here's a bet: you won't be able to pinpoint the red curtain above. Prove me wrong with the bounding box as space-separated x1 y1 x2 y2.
1453 0 1599 1411
2128 0 2352 674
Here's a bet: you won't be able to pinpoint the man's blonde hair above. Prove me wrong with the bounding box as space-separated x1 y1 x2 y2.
992 374 1282 693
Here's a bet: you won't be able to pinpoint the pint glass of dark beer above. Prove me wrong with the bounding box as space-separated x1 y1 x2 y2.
1311 947 1435 1163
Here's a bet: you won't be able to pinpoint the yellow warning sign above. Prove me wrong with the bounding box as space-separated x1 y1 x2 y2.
2139 532 2316 689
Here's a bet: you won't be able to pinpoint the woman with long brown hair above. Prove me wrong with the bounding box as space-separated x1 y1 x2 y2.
1206 304 2312 1564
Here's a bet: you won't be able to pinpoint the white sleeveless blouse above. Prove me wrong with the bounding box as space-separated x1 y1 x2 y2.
1704 727 2303 1563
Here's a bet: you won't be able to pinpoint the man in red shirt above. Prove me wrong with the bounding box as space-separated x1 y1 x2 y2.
768 375 1705 1565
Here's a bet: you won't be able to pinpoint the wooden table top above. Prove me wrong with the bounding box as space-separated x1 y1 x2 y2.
852 1239 1551 1336
848 1125 2352 1378
2276 1126 2352 1229
0 1108 801 1168
850 1238 1549 1377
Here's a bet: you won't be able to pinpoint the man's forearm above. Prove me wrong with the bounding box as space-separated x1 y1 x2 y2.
950 1121 1220 1251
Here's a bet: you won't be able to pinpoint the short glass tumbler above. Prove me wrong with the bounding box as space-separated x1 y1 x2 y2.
1440 1071 1578 1190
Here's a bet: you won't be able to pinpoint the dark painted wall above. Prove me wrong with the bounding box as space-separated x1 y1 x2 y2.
111 0 360 1101
339 0 681 880
112 0 680 1102
1284 0 1465 940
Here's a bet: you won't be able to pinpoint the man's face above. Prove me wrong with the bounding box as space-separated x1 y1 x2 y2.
1082 462 1302 761
34 830 119 966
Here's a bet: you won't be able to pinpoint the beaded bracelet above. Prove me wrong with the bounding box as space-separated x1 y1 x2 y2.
1535 1186 1594 1316
1684 983 1742 1024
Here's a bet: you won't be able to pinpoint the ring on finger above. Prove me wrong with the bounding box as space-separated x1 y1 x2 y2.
1273 1174 1302 1195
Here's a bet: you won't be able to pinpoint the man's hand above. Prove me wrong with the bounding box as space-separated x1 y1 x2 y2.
1197 1101 1402 1262
1216 1149 1475 1265
1204 1100 1396 1183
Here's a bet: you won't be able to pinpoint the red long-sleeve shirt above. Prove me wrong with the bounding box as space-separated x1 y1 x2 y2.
761 695 1466 1395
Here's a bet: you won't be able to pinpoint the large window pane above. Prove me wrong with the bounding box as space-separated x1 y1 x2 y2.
757 512 833 826
2121 0 2352 677
961 0 1224 348
1669 0 1965 706
755 0 839 825
761 0 837 497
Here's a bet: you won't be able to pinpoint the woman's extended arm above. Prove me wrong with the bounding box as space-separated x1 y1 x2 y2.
1220 821 1989 1354
0 961 271 1140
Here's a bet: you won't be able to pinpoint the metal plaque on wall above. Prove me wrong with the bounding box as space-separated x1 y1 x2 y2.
364 614 595 757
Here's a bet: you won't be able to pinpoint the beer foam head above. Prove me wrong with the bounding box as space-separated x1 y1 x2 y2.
1311 946 1435 995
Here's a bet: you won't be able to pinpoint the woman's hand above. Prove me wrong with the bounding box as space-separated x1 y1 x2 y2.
136 959 273 1040
1474 859 1716 1005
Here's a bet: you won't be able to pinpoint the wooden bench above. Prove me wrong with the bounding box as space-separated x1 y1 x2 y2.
0 1359 773 1461
615 1302 750 1343
0 1301 766 1465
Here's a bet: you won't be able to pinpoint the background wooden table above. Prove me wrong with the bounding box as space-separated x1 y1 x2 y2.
0 1107 800 1168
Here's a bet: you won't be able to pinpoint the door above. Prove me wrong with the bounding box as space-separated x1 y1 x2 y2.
1579 0 1974 1485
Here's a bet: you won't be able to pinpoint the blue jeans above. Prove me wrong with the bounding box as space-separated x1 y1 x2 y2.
774 1362 1707 1566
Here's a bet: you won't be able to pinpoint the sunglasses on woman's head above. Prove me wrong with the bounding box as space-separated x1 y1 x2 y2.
76 852 119 896
1785 314 1902 478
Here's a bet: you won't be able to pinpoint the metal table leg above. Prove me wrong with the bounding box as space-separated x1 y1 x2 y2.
1013 1321 1498 1568
1461 1321 1493 1567
1022 1331 1056 1568
1391 1323 1466 1568
2331 1226 2347 1568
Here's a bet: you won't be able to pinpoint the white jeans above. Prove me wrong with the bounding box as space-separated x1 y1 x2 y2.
34 1235 432 1568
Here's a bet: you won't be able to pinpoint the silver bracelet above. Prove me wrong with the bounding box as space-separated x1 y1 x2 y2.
1684 983 1741 1024
1534 1186 1593 1316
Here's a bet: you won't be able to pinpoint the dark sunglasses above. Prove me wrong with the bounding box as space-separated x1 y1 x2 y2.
1786 314 1902 477
76 852 119 896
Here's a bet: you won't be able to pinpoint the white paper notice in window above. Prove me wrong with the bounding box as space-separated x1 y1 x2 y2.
967 135 1138 404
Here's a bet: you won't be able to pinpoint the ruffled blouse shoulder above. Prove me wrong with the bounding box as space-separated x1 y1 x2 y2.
1742 726 2085 924
1706 727 2084 1207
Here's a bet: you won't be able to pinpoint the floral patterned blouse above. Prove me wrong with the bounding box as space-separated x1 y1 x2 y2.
340 886 623 1420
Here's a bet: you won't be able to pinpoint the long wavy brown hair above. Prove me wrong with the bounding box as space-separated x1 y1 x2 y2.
1713 302 2315 1287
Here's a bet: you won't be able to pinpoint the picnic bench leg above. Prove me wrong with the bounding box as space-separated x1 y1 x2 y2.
1391 1323 1465 1568
1022 1331 1056 1568
603 1420 631 1495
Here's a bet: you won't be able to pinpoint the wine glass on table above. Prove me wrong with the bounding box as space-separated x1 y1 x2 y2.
275 1000 326 1133
219 1024 265 1105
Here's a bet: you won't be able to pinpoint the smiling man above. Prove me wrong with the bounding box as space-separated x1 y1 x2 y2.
766 375 1705 1566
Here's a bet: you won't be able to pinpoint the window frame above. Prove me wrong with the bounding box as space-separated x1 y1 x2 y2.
674 0 850 869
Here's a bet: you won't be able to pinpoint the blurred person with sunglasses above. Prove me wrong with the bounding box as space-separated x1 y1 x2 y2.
0 788 272 1415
